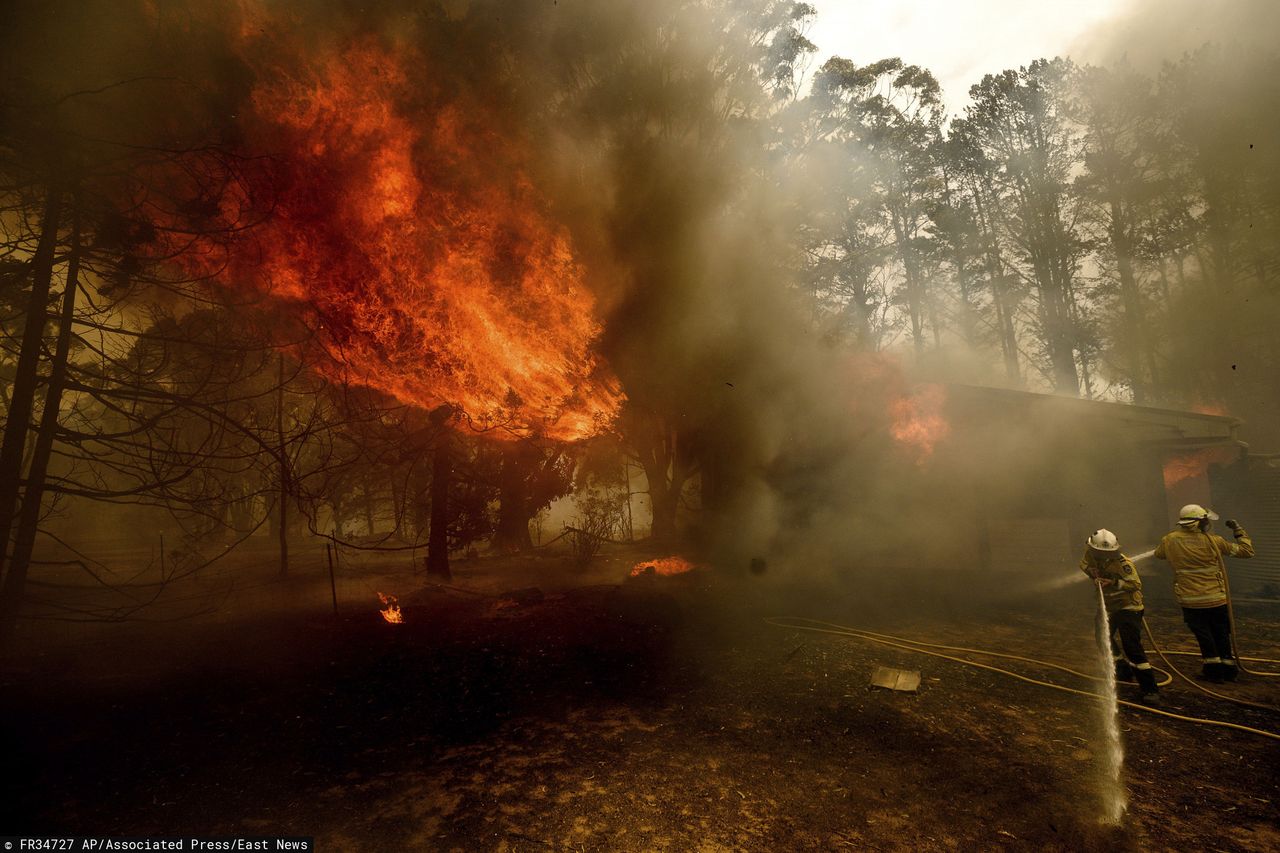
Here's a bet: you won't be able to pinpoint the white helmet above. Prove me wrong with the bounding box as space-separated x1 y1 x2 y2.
1178 504 1219 526
1087 529 1120 551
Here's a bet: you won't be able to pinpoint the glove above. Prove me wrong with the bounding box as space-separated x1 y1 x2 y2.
1225 519 1240 531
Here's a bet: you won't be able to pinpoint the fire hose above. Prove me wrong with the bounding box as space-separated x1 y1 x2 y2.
1137 531 1280 679
1222 547 1280 678
765 616 1280 743
1132 532 1280 710
1142 619 1279 713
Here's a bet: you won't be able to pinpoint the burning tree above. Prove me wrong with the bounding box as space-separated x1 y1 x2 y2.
0 0 646 631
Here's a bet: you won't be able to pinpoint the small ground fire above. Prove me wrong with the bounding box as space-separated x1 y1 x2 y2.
629 556 699 578
376 592 403 624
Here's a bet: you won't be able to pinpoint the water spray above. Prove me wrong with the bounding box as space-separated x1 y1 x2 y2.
1092 582 1127 825
1034 548 1157 595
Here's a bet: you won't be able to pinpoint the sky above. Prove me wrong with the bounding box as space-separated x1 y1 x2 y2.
805 0 1126 114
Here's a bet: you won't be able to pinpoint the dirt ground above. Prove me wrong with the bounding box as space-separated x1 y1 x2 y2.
3 548 1279 852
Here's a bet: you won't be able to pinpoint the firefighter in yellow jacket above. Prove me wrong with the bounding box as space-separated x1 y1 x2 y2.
1080 529 1159 704
1153 504 1255 683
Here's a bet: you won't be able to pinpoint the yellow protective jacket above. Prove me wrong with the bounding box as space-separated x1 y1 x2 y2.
1153 525 1255 608
1079 550 1143 612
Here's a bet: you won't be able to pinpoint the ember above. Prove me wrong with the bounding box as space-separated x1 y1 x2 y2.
377 592 403 624
630 556 698 578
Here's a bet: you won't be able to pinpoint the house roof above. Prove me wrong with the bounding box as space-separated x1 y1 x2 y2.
944 384 1243 447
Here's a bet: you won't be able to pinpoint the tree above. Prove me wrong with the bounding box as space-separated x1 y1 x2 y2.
1072 63 1165 402
963 59 1090 393
492 439 574 553
622 404 697 541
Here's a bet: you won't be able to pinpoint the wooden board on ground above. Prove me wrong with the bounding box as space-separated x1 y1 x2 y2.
870 665 921 693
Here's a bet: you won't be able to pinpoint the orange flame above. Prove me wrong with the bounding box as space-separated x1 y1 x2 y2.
889 384 950 464
1162 447 1236 489
153 11 621 440
630 556 698 577
377 592 403 624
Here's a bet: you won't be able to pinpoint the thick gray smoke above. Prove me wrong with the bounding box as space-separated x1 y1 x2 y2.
446 1 894 568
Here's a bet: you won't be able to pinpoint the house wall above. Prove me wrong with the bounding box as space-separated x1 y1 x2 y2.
1213 456 1280 595
937 386 1240 595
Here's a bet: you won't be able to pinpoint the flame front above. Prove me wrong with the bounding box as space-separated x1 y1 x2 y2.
889 384 949 464
160 10 620 440
630 556 698 577
377 592 403 624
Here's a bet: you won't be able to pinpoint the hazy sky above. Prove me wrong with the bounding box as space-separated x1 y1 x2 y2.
805 0 1126 113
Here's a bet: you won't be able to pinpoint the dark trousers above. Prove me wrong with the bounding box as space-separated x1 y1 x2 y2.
1182 605 1235 662
1098 608 1149 666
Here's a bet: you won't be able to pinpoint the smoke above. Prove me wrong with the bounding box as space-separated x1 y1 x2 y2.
0 0 862 561
1069 0 1280 70
239 0 930 581
5 0 1274 602
1069 0 1280 447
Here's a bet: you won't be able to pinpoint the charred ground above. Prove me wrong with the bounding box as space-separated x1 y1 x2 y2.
4 553 1277 852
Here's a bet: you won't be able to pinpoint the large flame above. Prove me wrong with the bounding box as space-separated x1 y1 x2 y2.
155 10 620 440
889 384 950 464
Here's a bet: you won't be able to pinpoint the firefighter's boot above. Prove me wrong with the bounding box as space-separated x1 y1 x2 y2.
1135 667 1160 706
1198 662 1225 683
1221 659 1239 682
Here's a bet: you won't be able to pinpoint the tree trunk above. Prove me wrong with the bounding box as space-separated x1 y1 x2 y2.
276 352 288 578
0 199 77 641
426 410 453 580
494 493 533 551
362 477 376 537
426 434 452 579
940 166 978 347
889 204 927 354
972 187 1021 384
623 462 634 542
645 454 690 543
1035 263 1081 393
0 186 61 591
409 457 431 541
493 505 533 551
493 445 534 552
634 423 681 542
390 475 405 538
1109 197 1150 403
993 278 1021 385
648 485 678 542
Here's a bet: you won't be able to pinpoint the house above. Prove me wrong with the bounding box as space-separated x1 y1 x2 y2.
930 385 1278 597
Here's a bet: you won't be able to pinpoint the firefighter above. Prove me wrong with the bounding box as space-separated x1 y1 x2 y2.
1080 529 1159 705
1153 504 1255 683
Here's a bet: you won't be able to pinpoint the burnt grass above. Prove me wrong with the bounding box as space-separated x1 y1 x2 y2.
3 566 1279 852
